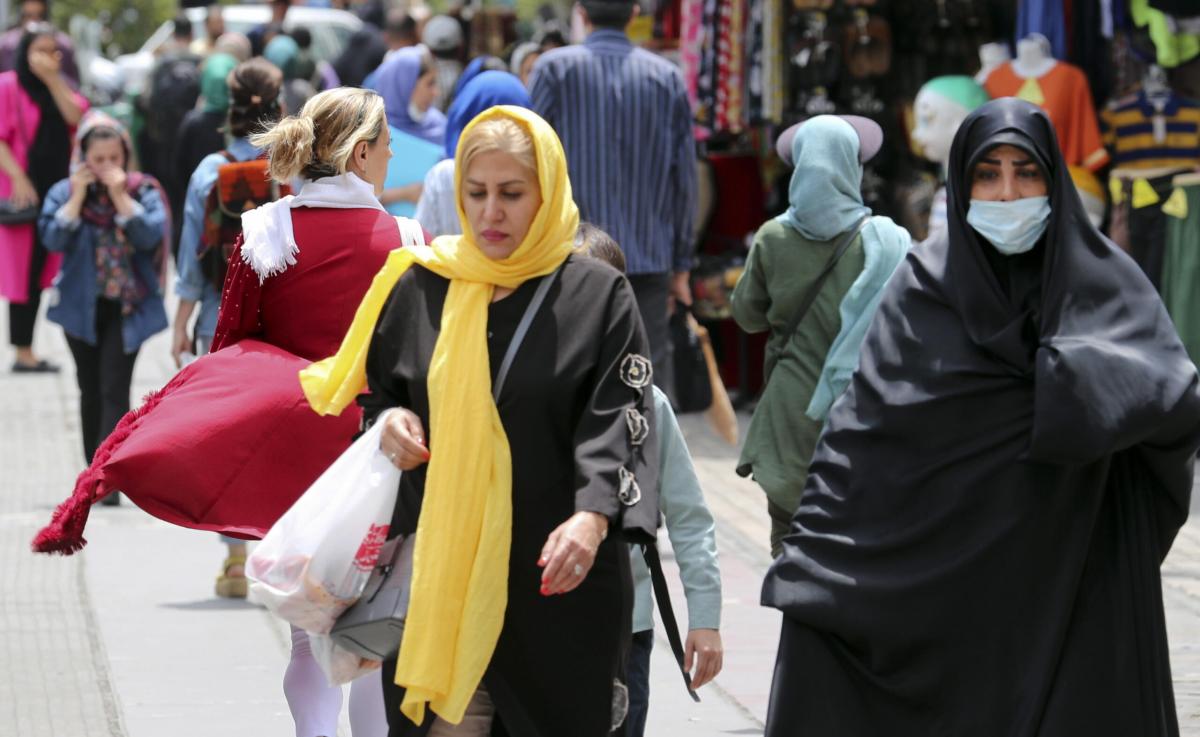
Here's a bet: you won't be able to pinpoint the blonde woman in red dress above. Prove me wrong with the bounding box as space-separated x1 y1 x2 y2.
36 86 426 737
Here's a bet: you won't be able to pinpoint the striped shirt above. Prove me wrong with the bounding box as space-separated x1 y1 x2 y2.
1100 92 1200 170
530 30 697 275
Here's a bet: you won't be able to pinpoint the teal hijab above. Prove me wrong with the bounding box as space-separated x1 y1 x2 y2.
777 116 871 241
265 35 300 79
200 53 238 115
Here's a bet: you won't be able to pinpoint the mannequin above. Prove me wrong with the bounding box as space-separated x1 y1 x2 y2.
1011 33 1057 79
911 76 989 243
983 33 1109 172
974 42 1011 84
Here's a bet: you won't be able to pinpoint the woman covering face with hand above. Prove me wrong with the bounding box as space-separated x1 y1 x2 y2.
38 112 168 474
761 97 1200 736
301 105 659 736
0 23 87 372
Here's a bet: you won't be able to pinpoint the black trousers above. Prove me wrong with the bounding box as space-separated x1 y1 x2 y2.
65 300 140 463
627 273 674 401
624 630 654 737
9 235 48 347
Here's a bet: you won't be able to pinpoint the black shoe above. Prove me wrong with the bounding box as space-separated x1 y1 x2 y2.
99 492 121 507
12 359 60 374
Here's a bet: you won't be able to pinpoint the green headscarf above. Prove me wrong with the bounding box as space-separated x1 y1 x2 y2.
265 35 301 79
201 53 238 115
777 116 870 241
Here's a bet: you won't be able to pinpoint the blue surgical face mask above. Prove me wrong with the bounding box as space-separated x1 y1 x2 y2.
967 196 1051 255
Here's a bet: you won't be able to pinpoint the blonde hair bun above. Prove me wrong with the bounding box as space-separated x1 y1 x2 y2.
251 87 387 183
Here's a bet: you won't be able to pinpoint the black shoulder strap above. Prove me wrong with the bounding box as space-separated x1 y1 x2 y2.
643 543 701 702
768 215 870 381
493 265 562 401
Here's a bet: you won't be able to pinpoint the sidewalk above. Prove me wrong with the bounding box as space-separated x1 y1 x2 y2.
0 301 760 737
3 297 1200 735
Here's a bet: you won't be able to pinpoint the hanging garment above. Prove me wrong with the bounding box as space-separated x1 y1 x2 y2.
984 60 1110 170
1162 177 1200 365
1017 0 1069 60
1130 0 1200 68
1101 91 1200 169
1108 168 1185 289
762 0 785 122
714 0 747 132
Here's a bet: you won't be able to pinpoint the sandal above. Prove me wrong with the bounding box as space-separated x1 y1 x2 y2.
215 555 248 599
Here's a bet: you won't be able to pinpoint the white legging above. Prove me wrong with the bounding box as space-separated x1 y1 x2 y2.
285 626 388 737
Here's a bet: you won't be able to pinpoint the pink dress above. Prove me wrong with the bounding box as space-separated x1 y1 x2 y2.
0 71 87 303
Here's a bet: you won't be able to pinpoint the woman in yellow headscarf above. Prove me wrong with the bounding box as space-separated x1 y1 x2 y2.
300 106 659 735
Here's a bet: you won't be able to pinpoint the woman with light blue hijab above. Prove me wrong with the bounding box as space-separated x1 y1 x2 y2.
414 70 533 235
731 114 912 556
371 46 446 216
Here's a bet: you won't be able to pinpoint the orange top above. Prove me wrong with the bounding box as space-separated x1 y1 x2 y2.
984 61 1110 172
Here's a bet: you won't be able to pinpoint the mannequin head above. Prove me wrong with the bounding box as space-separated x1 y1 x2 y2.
1012 33 1056 78
912 76 990 168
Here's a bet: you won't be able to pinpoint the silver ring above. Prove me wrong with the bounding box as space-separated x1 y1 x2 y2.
573 564 584 577
387 451 397 462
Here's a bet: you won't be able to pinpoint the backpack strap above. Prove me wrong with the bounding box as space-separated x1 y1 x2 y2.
766 215 870 383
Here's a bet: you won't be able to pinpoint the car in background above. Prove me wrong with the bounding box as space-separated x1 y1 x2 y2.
114 4 361 95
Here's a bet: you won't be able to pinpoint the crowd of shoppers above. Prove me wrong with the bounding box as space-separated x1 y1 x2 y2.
13 3 1200 737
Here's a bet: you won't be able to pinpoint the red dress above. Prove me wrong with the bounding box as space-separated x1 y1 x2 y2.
34 207 423 553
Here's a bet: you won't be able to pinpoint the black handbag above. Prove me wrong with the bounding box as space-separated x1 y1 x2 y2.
329 265 563 661
1 102 38 225
0 199 39 225
670 306 713 413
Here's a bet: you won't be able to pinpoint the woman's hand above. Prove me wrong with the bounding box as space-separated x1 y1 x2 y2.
9 173 39 209
380 408 430 471
69 168 94 198
684 628 724 689
28 48 62 83
538 511 609 596
170 323 191 369
100 167 127 199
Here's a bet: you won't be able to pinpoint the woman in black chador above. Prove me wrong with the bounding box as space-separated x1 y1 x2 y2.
762 97 1200 736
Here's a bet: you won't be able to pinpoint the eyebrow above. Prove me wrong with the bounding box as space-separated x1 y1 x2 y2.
978 157 1036 167
464 179 527 187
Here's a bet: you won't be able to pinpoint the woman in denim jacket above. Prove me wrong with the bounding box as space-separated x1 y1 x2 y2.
39 111 168 478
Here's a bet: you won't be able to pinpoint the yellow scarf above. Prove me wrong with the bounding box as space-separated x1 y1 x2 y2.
299 106 578 725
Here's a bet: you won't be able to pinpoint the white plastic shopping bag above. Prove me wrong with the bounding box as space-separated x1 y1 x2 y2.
247 410 400 635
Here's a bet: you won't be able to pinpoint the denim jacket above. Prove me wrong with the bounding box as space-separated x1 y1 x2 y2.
39 178 169 353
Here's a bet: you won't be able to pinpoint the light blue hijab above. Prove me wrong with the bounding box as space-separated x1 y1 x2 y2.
775 116 913 420
777 116 871 241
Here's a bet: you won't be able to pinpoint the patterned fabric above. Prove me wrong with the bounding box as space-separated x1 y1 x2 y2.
93 228 141 314
1100 91 1200 170
762 0 785 123
714 0 747 132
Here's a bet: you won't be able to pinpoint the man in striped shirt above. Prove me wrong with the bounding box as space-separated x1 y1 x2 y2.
530 0 697 397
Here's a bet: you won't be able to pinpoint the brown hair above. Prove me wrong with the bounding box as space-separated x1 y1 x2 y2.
228 58 283 139
574 222 626 273
250 87 386 183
